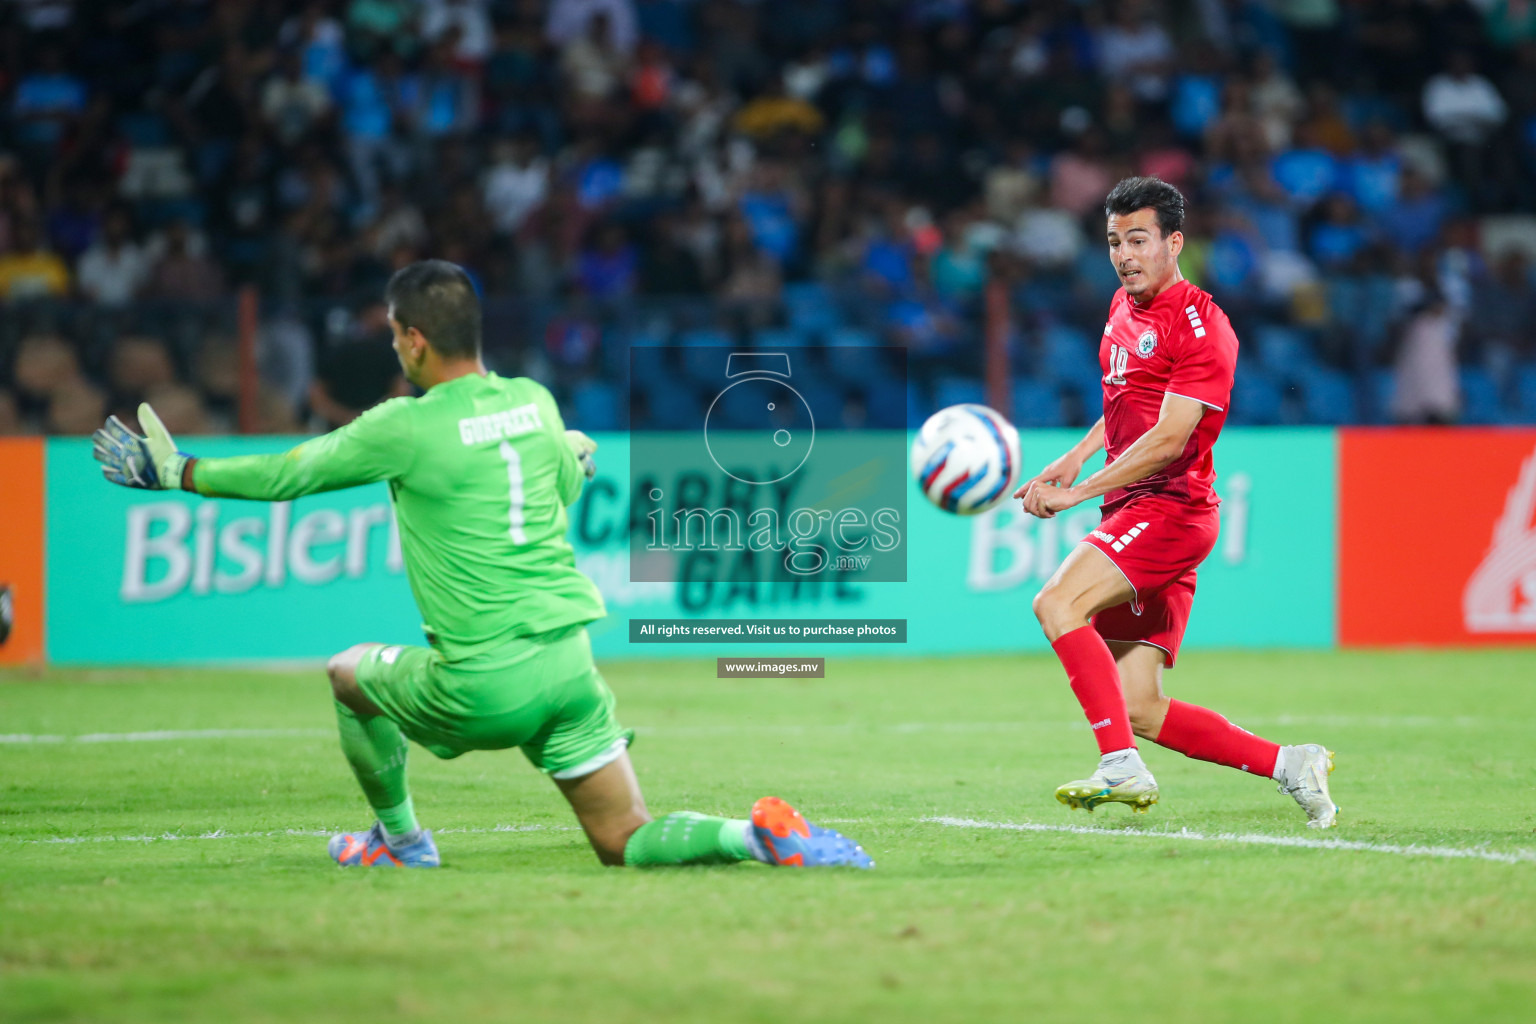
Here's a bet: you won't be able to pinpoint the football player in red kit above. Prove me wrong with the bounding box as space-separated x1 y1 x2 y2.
1016 177 1338 828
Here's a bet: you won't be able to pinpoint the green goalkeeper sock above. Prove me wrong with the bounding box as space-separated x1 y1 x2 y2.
622 812 756 867
334 700 419 837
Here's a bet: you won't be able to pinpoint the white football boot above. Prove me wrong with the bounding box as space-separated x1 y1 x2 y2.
1056 752 1159 814
1275 744 1338 828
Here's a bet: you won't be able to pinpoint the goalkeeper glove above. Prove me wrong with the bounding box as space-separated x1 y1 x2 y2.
565 428 598 480
92 403 191 490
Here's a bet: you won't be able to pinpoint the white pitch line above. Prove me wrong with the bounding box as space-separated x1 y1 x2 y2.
0 728 331 745
10 823 579 846
926 816 1536 866
0 714 1500 746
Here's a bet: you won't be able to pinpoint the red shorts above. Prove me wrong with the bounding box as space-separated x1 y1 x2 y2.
1082 494 1220 668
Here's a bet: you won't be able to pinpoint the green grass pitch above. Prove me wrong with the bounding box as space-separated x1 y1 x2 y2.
4 649 1536 1024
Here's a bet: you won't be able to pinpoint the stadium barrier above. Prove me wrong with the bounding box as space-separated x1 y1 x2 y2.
2 429 1531 665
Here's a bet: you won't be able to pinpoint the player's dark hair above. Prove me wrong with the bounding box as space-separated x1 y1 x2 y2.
385 260 481 359
1104 177 1186 238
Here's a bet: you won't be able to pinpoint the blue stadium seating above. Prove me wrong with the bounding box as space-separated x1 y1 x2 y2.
826 326 877 348
1229 372 1283 425
641 379 702 429
1459 368 1505 425
863 376 909 428
934 376 986 409
824 345 887 385
907 381 931 426
1297 367 1358 425
1255 326 1319 383
784 282 841 332
751 328 805 349
1516 364 1536 420
571 381 621 431
1364 369 1396 424
1012 379 1066 427
1040 324 1102 390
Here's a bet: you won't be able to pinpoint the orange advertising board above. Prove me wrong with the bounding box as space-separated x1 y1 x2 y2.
0 437 45 663
1339 429 1536 646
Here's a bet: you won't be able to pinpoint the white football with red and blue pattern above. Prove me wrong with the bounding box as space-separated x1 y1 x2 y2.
910 404 1022 516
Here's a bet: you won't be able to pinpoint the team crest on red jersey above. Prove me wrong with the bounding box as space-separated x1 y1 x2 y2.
1136 329 1157 357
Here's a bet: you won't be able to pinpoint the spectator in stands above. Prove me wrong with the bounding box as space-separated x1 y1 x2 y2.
420 0 495 65
560 10 629 100
347 0 417 60
1471 249 1536 362
1373 166 1448 255
1096 0 1175 104
143 220 225 301
107 335 179 411
546 0 639 56
307 306 408 429
261 48 333 148
1391 289 1462 425
11 334 79 420
0 220 70 299
76 207 148 308
11 47 87 153
6 0 1536 432
718 214 782 307
1049 129 1114 218
1423 50 1510 210
0 389 20 434
482 135 550 236
1308 193 1369 270
45 376 108 435
576 222 639 299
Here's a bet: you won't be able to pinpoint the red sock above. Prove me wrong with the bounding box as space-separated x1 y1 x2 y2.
1155 699 1279 778
1051 625 1135 755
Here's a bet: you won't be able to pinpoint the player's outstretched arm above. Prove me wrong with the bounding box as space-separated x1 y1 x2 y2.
1022 396 1202 518
94 399 415 502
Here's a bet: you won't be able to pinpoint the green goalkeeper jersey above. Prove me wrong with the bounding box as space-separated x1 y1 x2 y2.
193 373 605 660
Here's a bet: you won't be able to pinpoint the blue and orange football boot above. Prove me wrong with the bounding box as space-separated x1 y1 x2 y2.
328 822 441 868
750 796 874 868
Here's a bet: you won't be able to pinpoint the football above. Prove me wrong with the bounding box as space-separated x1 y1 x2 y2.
910 404 1023 515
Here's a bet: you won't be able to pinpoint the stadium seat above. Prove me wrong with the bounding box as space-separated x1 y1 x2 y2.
908 381 931 426
1364 369 1397 424
1459 368 1506 425
751 328 805 349
572 381 621 431
116 111 171 147
1515 364 1536 422
863 376 909 428
1297 367 1358 425
677 328 731 348
1012 379 1066 428
642 379 702 429
934 376 985 409
1230 371 1283 425
1040 324 1101 389
826 327 877 348
785 282 842 333
825 345 887 384
1255 326 1321 383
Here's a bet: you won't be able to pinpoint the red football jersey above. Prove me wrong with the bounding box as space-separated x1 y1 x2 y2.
1098 278 1237 512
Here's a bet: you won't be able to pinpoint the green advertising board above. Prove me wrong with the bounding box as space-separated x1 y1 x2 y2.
44 429 1335 664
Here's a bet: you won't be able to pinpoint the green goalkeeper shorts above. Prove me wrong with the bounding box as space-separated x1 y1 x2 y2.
353 624 633 778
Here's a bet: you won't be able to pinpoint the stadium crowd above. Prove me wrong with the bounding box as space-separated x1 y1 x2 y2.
3 0 1536 435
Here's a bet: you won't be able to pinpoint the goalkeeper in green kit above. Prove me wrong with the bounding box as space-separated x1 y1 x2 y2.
92 260 872 871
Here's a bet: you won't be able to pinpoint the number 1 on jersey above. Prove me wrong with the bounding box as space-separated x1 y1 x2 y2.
498 441 528 544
